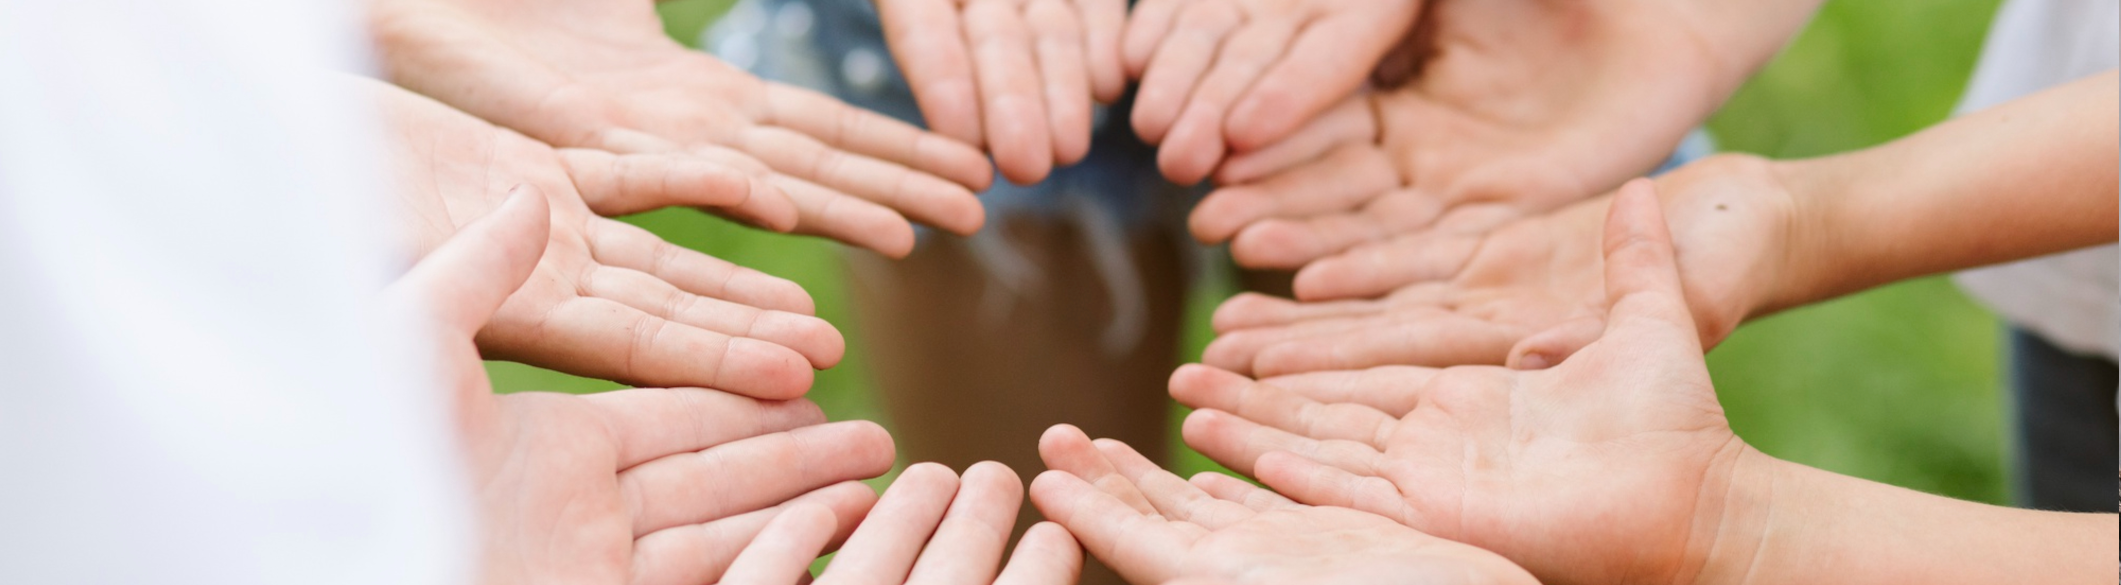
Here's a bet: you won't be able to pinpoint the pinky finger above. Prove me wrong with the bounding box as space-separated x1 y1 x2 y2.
717 504 838 585
992 522 1083 585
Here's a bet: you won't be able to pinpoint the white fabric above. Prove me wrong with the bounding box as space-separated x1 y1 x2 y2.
0 2 471 584
1951 0 2121 361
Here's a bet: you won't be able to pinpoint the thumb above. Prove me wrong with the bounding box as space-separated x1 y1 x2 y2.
388 184 550 339
1594 179 1703 351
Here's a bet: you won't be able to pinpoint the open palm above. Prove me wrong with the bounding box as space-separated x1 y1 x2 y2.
373 79 841 396
373 0 994 257
1031 425 1536 585
1190 0 1739 287
1201 155 1791 375
388 188 897 585
1173 183 1774 585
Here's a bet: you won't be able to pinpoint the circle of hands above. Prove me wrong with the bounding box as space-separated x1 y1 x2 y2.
366 0 1813 583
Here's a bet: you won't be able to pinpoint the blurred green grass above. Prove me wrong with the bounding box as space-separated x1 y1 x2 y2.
491 0 2012 503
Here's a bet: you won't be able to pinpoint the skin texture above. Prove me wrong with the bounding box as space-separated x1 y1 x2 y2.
876 0 1130 185
369 77 842 396
383 186 897 585
1030 424 1537 585
1202 71 2121 377
1170 182 2121 585
1187 0 1816 282
1173 183 1754 585
370 0 995 258
1120 0 1420 185
811 462 1084 585
1199 154 1786 376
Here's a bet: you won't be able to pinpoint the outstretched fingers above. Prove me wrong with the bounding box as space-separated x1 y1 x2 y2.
558 148 798 232
1215 94 1377 185
1025 0 1094 165
963 0 1056 185
584 387 827 469
1026 470 1192 584
877 0 984 147
630 481 877 585
1223 8 1417 152
1190 141 1397 249
1252 450 1413 526
1177 408 1383 478
902 461 1026 585
1092 438 1257 530
816 463 961 585
1188 471 1296 512
990 522 1083 585
482 294 815 398
1037 424 1158 515
1165 365 1397 448
1156 17 1302 184
715 503 840 585
618 421 897 537
758 83 995 193
586 219 817 315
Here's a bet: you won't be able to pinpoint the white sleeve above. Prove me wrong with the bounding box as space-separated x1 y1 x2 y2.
0 1 472 583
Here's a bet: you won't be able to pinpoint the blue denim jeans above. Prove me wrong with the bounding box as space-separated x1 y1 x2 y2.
2005 327 2120 512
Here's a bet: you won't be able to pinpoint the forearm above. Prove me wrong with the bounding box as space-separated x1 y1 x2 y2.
1722 456 2118 585
1761 71 2120 315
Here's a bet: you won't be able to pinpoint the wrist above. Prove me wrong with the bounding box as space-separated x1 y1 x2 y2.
1685 445 1787 585
1652 154 1800 346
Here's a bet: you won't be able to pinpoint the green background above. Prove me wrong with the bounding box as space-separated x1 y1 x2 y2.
491 0 2016 504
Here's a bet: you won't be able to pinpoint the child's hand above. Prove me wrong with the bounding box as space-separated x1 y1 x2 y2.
371 78 843 396
1172 181 1779 585
877 0 1130 185
809 462 1082 585
373 0 993 257
383 185 897 585
1031 424 1536 585
1200 155 1792 375
1121 0 1421 185
1188 0 1743 267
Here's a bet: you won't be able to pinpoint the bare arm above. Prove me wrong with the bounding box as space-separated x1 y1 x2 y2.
1762 70 2120 314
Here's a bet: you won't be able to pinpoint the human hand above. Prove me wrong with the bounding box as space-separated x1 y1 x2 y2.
371 0 993 257
384 186 900 585
802 462 1083 585
1030 424 1536 585
1172 182 1779 585
1201 155 1793 375
370 78 841 396
1123 0 1418 184
1189 0 1746 270
876 0 1128 185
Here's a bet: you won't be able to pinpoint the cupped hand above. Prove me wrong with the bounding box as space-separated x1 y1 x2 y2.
1190 0 1734 272
1172 182 1778 585
370 77 842 396
384 186 898 585
1122 0 1419 184
372 0 994 257
877 0 1128 185
1201 155 1792 375
1030 424 1537 585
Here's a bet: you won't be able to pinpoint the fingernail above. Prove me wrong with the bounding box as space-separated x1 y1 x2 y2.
1515 353 1552 370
